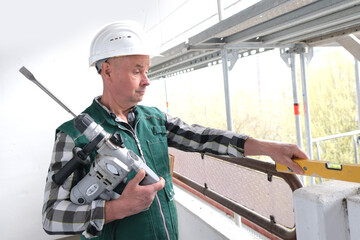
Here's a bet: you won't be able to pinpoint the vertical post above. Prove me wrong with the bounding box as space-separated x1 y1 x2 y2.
290 50 305 185
314 142 323 183
355 59 360 130
353 135 359 164
221 48 233 131
280 47 304 149
290 52 303 149
315 142 321 160
280 46 306 184
217 0 223 21
299 48 314 184
164 78 170 113
354 58 360 165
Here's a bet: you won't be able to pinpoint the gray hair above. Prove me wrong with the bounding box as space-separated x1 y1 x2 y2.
95 58 108 74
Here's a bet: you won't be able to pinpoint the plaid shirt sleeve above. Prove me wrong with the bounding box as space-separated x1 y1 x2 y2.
165 114 249 157
42 131 105 238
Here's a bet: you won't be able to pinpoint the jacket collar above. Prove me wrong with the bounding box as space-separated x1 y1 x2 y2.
91 96 138 127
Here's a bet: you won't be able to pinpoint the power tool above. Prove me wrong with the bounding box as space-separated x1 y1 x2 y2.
19 66 160 205
69 113 160 204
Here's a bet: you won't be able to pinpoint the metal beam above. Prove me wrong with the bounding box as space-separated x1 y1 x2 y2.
225 0 360 45
148 50 221 79
305 25 360 46
148 47 273 80
263 5 360 44
337 35 360 62
188 0 316 45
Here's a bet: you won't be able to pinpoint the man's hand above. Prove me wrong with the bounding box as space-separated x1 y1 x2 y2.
105 169 165 223
266 142 308 174
244 137 308 175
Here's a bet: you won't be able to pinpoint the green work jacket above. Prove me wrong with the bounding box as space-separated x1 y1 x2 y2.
58 100 178 240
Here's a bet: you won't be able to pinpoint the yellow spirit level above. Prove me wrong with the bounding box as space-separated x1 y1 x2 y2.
276 159 360 183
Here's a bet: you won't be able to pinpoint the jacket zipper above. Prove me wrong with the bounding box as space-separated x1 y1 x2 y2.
156 194 171 240
117 120 171 240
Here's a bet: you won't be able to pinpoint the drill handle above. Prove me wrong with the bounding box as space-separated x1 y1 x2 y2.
52 147 89 185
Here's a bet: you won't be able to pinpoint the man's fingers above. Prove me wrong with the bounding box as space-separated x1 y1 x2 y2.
289 160 304 175
131 169 165 191
293 147 309 160
291 143 309 160
288 145 308 174
131 169 146 185
153 177 165 191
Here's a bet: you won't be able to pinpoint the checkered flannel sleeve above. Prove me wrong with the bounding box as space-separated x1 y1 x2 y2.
42 132 105 238
165 114 249 157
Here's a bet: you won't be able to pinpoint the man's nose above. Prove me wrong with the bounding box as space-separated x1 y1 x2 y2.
141 73 150 86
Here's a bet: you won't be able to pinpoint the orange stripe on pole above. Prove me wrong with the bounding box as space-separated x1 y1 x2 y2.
294 103 300 115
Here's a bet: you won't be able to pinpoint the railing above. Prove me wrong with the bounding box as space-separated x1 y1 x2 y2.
169 148 303 240
312 130 360 164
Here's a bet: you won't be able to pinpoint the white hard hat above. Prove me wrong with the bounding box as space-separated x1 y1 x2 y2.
89 21 157 67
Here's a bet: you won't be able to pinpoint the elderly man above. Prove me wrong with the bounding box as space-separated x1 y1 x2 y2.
42 21 307 240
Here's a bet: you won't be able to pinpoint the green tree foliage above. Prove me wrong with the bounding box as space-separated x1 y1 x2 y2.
307 48 358 164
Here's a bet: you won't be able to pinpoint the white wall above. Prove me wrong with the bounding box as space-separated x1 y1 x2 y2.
174 185 267 240
0 1 161 239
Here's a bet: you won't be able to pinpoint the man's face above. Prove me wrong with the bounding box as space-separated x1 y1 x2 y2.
105 55 150 108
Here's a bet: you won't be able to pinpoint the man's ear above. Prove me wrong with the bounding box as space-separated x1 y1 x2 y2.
101 62 112 80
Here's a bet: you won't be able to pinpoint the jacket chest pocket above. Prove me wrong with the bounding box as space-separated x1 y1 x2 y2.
146 126 170 177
